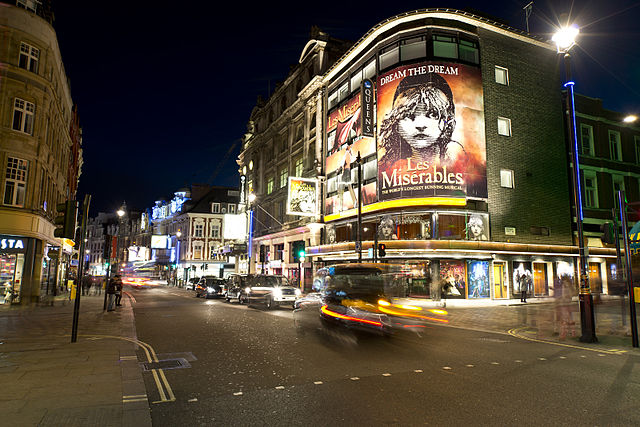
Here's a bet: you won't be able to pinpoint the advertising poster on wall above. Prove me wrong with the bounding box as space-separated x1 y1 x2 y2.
376 61 487 201
513 261 533 296
440 260 466 299
286 177 318 216
467 260 490 298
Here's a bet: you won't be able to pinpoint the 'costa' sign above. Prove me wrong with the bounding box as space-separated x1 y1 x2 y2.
0 237 26 251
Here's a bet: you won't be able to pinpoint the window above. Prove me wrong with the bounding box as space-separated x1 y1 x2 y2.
279 167 288 188
363 59 376 80
500 169 514 188
400 37 426 61
267 177 274 194
4 157 28 207
193 242 203 259
497 117 511 136
583 172 598 208
194 223 204 237
19 42 39 73
338 81 349 103
580 124 594 156
612 175 625 197
609 130 622 161
350 69 362 93
210 224 220 238
635 136 640 164
433 34 458 59
295 157 303 177
459 39 479 63
211 202 220 213
17 0 38 12
12 98 35 134
228 203 236 214
379 43 399 70
495 66 509 85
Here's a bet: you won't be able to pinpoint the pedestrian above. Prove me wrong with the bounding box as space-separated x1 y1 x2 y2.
114 275 123 306
94 276 102 296
81 273 92 296
106 276 117 311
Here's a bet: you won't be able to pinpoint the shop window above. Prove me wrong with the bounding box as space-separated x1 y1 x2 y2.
438 214 465 240
500 169 514 188
468 261 490 298
12 98 35 135
19 42 39 73
379 43 399 70
497 117 511 136
609 130 622 161
580 124 594 156
336 224 353 242
495 66 509 85
3 157 28 207
396 214 432 240
433 34 458 59
400 37 426 61
17 0 38 12
440 260 466 298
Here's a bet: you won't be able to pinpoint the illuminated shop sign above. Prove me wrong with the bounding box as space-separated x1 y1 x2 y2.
377 61 487 201
151 235 170 249
223 214 247 240
287 177 318 217
0 236 26 252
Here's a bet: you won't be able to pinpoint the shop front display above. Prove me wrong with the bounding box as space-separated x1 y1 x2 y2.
1 234 28 304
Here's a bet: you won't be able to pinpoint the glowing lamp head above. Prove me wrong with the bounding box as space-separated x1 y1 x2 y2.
623 115 637 123
117 208 125 217
552 24 579 53
248 193 256 203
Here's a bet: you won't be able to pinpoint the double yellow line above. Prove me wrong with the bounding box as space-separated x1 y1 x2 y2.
507 328 627 355
80 334 176 403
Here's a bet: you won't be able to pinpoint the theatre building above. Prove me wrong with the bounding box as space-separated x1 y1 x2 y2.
308 9 615 300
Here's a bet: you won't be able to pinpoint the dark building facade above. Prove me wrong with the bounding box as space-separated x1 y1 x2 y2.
572 94 640 293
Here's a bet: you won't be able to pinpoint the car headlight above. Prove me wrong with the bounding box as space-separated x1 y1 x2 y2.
295 289 302 296
244 287 251 294
272 288 282 298
207 287 214 292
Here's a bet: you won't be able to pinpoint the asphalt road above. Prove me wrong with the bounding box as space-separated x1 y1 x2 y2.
129 286 640 426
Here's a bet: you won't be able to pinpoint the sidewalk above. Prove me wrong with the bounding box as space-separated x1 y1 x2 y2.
0 293 151 426
393 295 640 352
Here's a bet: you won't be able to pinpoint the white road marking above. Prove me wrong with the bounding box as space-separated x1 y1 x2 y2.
382 373 392 376
559 356 567 359
466 364 474 368
314 381 323 385
515 360 523 363
275 386 285 389
350 377 359 381
188 398 198 402
233 392 243 396
491 362 500 365
538 358 547 361
442 367 452 370
414 369 423 373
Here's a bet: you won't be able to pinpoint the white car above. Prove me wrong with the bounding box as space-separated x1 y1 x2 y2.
245 275 302 309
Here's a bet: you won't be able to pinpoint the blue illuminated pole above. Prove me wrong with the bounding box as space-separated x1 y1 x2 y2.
564 51 597 343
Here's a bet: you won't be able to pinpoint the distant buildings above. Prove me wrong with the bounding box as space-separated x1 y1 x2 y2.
0 1 81 304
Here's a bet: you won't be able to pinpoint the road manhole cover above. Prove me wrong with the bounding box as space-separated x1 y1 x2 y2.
141 358 191 371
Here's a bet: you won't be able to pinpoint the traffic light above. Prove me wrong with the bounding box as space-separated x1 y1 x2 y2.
600 221 616 244
378 243 386 258
54 200 78 240
292 241 305 263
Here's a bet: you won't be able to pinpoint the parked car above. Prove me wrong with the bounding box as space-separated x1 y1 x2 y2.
245 274 301 309
186 277 200 290
225 273 253 303
195 276 227 299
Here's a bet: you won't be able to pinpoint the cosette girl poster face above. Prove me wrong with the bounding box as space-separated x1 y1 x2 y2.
377 62 487 201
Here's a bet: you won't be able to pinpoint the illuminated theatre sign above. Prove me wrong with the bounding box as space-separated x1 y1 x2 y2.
287 177 319 217
376 61 487 202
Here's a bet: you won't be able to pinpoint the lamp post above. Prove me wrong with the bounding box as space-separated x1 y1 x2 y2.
553 24 597 343
248 193 256 274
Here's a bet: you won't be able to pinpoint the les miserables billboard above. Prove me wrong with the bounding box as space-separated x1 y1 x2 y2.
376 61 487 201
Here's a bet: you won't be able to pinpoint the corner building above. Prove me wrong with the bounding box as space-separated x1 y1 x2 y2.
311 9 613 300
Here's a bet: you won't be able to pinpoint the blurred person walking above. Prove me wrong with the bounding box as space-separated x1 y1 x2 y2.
81 273 92 296
114 275 123 307
106 276 117 311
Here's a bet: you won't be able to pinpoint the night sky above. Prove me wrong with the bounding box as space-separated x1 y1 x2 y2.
51 1 640 215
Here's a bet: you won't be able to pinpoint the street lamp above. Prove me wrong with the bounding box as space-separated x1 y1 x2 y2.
554 23 597 343
623 115 637 123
